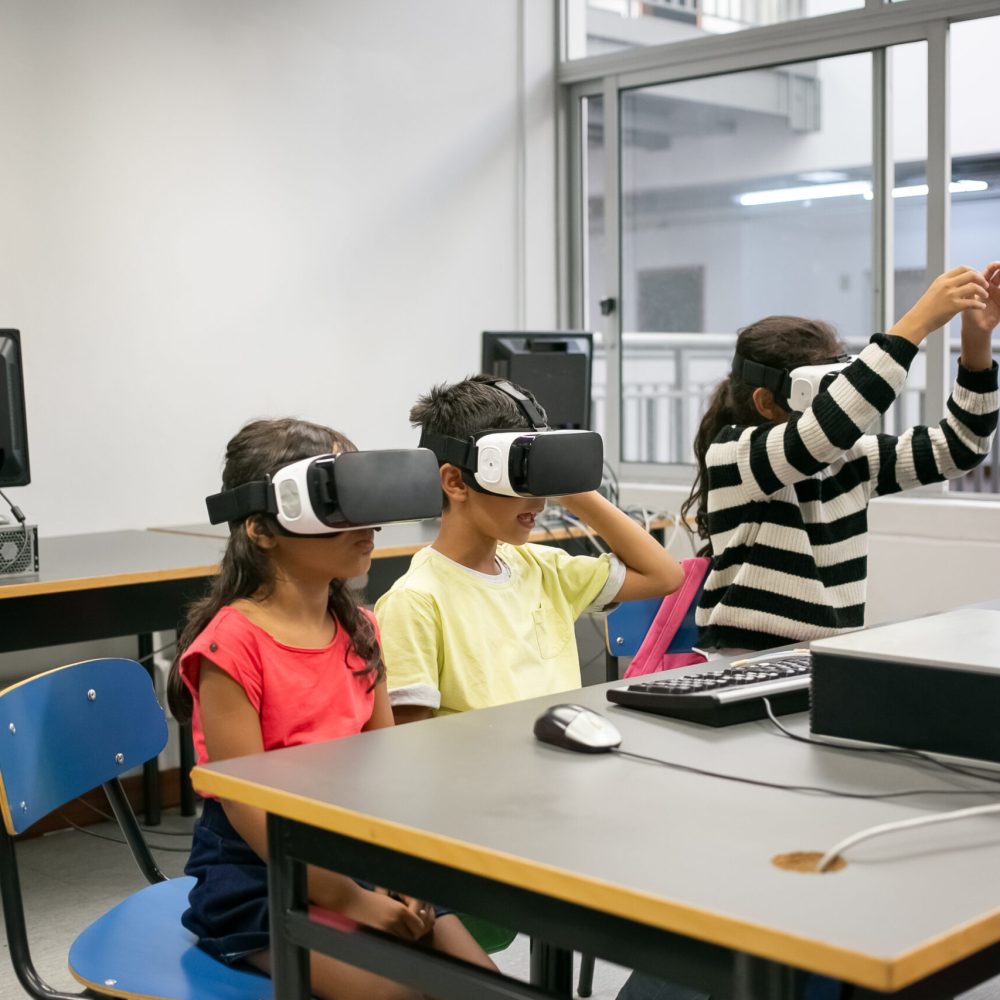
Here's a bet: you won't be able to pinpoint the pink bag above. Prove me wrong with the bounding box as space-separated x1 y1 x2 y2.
623 557 711 678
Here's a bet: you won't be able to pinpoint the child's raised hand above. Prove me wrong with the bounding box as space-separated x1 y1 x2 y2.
963 261 1000 337
893 266 990 345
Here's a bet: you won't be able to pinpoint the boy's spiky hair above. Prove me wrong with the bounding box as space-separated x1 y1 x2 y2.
410 374 547 439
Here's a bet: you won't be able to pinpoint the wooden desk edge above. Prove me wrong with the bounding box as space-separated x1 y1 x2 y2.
191 766 998 991
0 564 220 600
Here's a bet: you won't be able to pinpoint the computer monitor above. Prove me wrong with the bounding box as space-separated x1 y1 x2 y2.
0 330 30 487
481 331 593 430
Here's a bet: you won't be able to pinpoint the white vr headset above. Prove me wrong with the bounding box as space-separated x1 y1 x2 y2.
732 353 858 412
206 448 442 536
419 379 604 498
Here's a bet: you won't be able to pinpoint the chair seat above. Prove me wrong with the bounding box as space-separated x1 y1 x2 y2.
69 876 273 1000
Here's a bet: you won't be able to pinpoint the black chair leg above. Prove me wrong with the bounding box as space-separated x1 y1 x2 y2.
578 953 595 997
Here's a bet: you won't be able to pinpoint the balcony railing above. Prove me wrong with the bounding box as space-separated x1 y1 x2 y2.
594 332 999 494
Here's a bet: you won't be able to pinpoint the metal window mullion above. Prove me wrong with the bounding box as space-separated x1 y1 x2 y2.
924 19 950 428
603 74 622 470
562 85 582 330
872 47 894 339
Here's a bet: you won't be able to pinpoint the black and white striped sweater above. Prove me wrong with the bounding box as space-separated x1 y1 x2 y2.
697 333 999 651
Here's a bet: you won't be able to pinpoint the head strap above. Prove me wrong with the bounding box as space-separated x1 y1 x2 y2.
483 378 548 431
206 480 276 525
731 353 792 401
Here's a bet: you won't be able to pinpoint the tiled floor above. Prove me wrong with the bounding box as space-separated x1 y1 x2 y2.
1 810 997 1000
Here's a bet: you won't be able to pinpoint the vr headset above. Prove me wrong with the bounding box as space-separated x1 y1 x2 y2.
731 353 857 412
205 449 442 536
419 380 604 498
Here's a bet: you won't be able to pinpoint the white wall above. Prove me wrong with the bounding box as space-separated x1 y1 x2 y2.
0 0 559 538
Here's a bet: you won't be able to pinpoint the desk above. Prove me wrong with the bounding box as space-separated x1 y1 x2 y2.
0 529 227 822
193 658 1000 1000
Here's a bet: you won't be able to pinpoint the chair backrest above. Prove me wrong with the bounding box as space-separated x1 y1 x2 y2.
0 658 167 836
606 557 711 678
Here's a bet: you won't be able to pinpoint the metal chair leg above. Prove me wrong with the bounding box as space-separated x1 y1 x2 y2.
578 953 596 997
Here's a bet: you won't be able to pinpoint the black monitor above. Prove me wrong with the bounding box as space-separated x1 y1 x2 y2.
0 330 30 487
481 331 593 430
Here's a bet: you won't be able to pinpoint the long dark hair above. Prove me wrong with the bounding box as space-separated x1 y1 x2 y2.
681 316 846 556
167 417 384 723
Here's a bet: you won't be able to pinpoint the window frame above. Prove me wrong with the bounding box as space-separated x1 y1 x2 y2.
560 0 999 488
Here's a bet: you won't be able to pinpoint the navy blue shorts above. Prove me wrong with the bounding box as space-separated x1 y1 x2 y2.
183 798 451 964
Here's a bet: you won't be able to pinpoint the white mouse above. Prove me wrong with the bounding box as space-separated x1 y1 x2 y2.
533 703 622 753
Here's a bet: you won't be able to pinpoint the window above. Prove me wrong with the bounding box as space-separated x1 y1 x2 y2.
565 0 1000 495
618 52 873 464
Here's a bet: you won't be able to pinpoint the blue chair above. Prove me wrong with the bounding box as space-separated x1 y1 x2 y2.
0 658 272 1000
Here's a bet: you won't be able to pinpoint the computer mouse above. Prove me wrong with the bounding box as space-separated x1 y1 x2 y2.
533 703 622 753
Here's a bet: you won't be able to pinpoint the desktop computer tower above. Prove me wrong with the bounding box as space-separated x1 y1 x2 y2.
810 608 1000 765
0 523 38 579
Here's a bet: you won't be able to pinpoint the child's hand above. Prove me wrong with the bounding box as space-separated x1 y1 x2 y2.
369 890 434 941
962 261 1000 337
892 265 990 344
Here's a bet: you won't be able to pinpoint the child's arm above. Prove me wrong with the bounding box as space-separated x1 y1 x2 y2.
726 266 990 502
555 491 685 601
362 680 397 730
198 660 432 940
373 589 442 725
866 262 999 497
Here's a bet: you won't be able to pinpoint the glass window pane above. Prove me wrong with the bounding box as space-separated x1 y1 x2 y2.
949 15 1000 494
619 52 872 464
568 0 865 60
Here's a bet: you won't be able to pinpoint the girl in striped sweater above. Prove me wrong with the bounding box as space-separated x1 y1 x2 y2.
682 263 1000 652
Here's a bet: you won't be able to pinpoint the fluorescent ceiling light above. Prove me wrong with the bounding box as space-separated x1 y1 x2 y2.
739 179 988 207
738 181 870 206
798 171 850 183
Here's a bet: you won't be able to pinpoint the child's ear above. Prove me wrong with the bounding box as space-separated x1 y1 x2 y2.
245 516 277 549
439 463 469 504
751 387 788 422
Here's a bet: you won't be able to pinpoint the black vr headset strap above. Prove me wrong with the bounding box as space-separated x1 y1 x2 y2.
418 430 479 473
205 479 277 525
484 378 548 431
731 353 793 403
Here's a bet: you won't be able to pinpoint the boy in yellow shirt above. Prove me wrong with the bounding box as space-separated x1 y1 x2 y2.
374 375 684 723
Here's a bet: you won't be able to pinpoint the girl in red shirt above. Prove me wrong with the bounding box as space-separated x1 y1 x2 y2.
167 417 494 1000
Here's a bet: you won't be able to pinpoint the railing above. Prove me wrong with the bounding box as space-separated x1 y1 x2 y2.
636 0 807 26
593 332 999 495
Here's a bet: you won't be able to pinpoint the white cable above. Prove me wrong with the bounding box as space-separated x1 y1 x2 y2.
817 803 1000 872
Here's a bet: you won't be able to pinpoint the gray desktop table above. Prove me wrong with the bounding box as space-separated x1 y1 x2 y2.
192 656 1000 1000
0 529 228 822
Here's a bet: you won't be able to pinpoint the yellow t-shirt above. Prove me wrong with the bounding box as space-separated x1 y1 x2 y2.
374 542 620 716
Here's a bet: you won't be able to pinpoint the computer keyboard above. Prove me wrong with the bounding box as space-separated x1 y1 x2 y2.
606 652 811 727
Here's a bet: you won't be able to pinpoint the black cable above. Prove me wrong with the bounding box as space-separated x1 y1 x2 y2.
0 487 29 569
56 811 192 853
75 795 194 837
608 746 1000 801
762 698 1000 787
135 638 177 666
